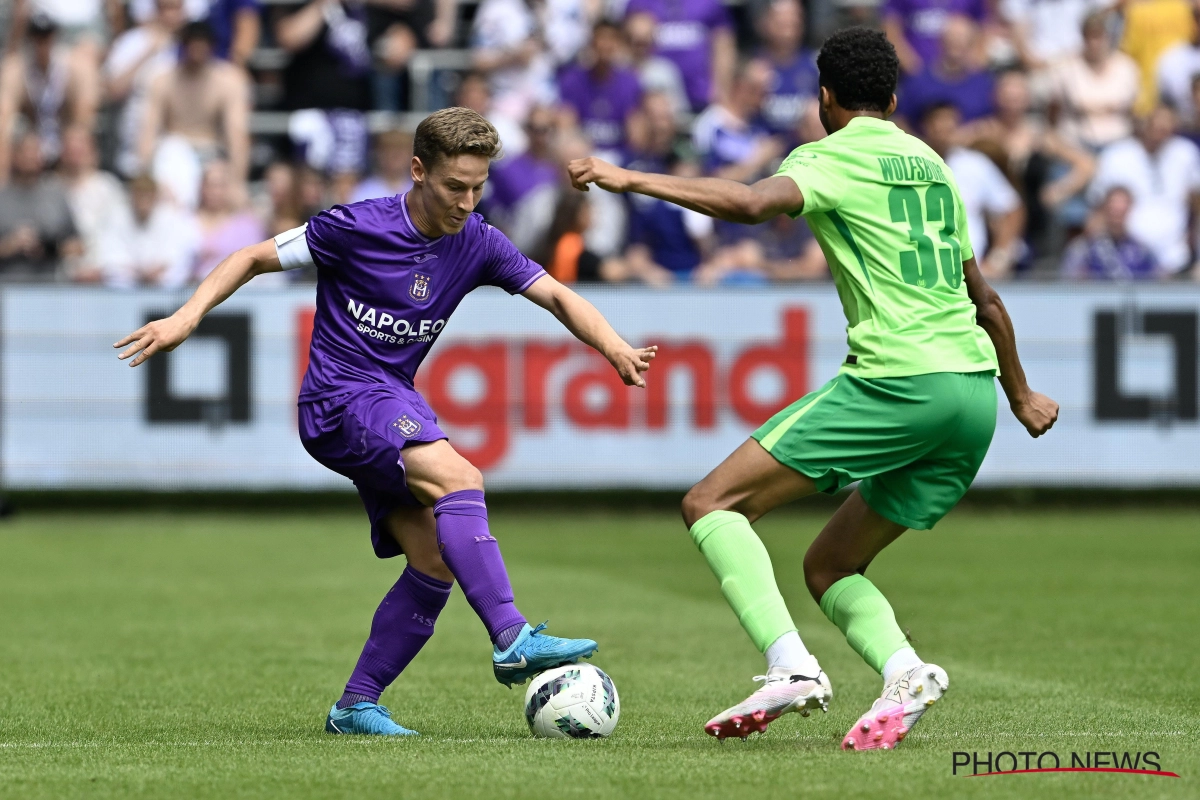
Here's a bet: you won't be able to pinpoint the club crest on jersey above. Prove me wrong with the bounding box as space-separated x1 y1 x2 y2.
409 272 433 303
390 414 423 438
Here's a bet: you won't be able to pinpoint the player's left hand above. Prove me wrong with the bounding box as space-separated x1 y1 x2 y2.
609 344 658 388
568 157 631 194
1012 391 1059 438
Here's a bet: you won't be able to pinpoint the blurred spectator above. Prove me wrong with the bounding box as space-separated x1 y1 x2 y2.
104 0 187 177
471 0 586 122
1062 186 1161 278
963 70 1095 259
1090 104 1200 273
897 14 994 126
0 131 80 279
191 159 268 282
368 0 458 111
351 129 413 202
140 21 250 207
1121 0 1194 114
558 21 642 154
624 11 689 124
454 70 527 158
1002 0 1112 70
58 126 131 276
95 175 200 288
756 0 818 145
924 104 1026 278
27 0 115 64
1181 74 1200 148
1049 11 1139 151
1156 0 1200 125
693 60 783 183
276 0 372 112
883 0 985 75
542 190 609 282
0 14 99 181
485 106 560 254
557 128 627 257
624 0 736 111
129 0 261 66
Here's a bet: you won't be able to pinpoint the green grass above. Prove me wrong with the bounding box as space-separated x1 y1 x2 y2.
0 508 1196 799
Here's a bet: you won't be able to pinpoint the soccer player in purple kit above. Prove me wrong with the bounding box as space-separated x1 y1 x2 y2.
114 107 658 737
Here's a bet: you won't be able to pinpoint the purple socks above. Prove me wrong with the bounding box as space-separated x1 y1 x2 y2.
433 489 527 643
339 565 452 707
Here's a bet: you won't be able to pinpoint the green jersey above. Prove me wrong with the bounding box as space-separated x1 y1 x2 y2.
776 116 999 378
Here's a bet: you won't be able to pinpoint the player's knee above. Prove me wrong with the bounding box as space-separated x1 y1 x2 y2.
409 550 454 584
436 460 484 495
802 549 848 603
681 484 722 529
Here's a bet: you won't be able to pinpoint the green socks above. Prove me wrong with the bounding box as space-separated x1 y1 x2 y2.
819 573 909 674
689 510 797 652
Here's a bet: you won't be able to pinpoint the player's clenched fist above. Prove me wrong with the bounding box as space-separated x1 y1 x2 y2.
114 313 198 367
568 157 631 194
1012 391 1059 438
608 344 658 388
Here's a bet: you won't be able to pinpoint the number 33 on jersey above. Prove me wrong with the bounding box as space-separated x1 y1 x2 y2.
775 116 999 380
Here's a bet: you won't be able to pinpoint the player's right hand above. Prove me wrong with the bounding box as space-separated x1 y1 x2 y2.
568 157 631 194
1012 391 1059 438
114 313 198 367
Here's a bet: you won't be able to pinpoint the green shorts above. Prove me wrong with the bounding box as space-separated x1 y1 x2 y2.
751 371 997 530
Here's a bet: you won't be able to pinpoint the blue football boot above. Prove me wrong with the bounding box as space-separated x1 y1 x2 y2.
492 621 598 687
325 702 419 736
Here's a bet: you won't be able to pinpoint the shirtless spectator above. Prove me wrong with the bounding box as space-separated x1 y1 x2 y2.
139 21 249 208
0 14 99 181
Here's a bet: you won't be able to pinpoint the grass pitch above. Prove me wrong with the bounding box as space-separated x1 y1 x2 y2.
0 507 1196 799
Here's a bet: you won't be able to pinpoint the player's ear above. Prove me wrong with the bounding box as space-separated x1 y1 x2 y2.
885 94 898 118
411 156 425 186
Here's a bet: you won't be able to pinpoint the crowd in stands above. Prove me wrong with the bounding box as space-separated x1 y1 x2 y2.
2 0 1200 286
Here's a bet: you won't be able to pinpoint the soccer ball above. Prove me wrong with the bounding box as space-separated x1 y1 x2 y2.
523 664 620 739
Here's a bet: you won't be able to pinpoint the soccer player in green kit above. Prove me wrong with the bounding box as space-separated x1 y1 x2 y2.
568 27 1059 750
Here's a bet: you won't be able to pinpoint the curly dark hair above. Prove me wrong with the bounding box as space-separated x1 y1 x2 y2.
816 27 899 113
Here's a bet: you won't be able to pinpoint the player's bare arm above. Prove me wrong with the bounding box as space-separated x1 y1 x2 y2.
568 157 804 226
522 274 657 388
963 256 1059 437
114 238 280 366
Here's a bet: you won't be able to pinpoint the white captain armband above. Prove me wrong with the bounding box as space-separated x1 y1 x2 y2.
274 223 313 270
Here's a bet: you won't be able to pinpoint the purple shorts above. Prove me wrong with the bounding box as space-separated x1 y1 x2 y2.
298 384 447 558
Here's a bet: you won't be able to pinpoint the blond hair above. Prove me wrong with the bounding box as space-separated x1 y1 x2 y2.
413 107 501 169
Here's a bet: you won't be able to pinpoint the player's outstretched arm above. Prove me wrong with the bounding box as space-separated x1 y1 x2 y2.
964 257 1059 437
567 157 803 225
522 275 657 388
114 239 281 367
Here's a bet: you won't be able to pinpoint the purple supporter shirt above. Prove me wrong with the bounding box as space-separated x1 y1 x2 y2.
625 0 731 111
882 0 986 70
760 49 820 141
485 152 560 212
898 67 995 124
557 64 643 150
298 193 546 401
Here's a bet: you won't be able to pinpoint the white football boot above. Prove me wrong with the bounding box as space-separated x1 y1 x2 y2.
842 663 949 751
704 663 833 740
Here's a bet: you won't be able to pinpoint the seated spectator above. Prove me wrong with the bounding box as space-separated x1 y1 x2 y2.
58 126 132 277
625 11 689 125
693 60 783 183
756 0 819 146
454 70 526 158
471 0 565 122
924 104 1027 278
140 21 250 207
883 0 986 75
541 190 611 283
558 21 642 155
191 159 269 282
1002 0 1113 71
104 0 187 177
24 0 114 67
368 0 457 110
0 131 81 279
1156 0 1200 125
1062 186 1161 278
130 0 262 67
1050 11 1139 151
0 13 98 181
351 130 413 203
963 70 1095 258
1090 104 1200 273
1121 0 1194 115
484 106 560 255
276 0 372 113
251 160 297 234
695 214 828 285
95 175 200 288
897 15 994 127
624 0 736 111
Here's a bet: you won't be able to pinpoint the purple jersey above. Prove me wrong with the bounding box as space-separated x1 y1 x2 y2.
898 67 995 124
297 193 546 401
557 64 643 150
882 0 986 69
625 0 731 111
760 49 819 141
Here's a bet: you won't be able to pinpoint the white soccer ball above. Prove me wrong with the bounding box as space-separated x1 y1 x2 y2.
523 664 620 739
